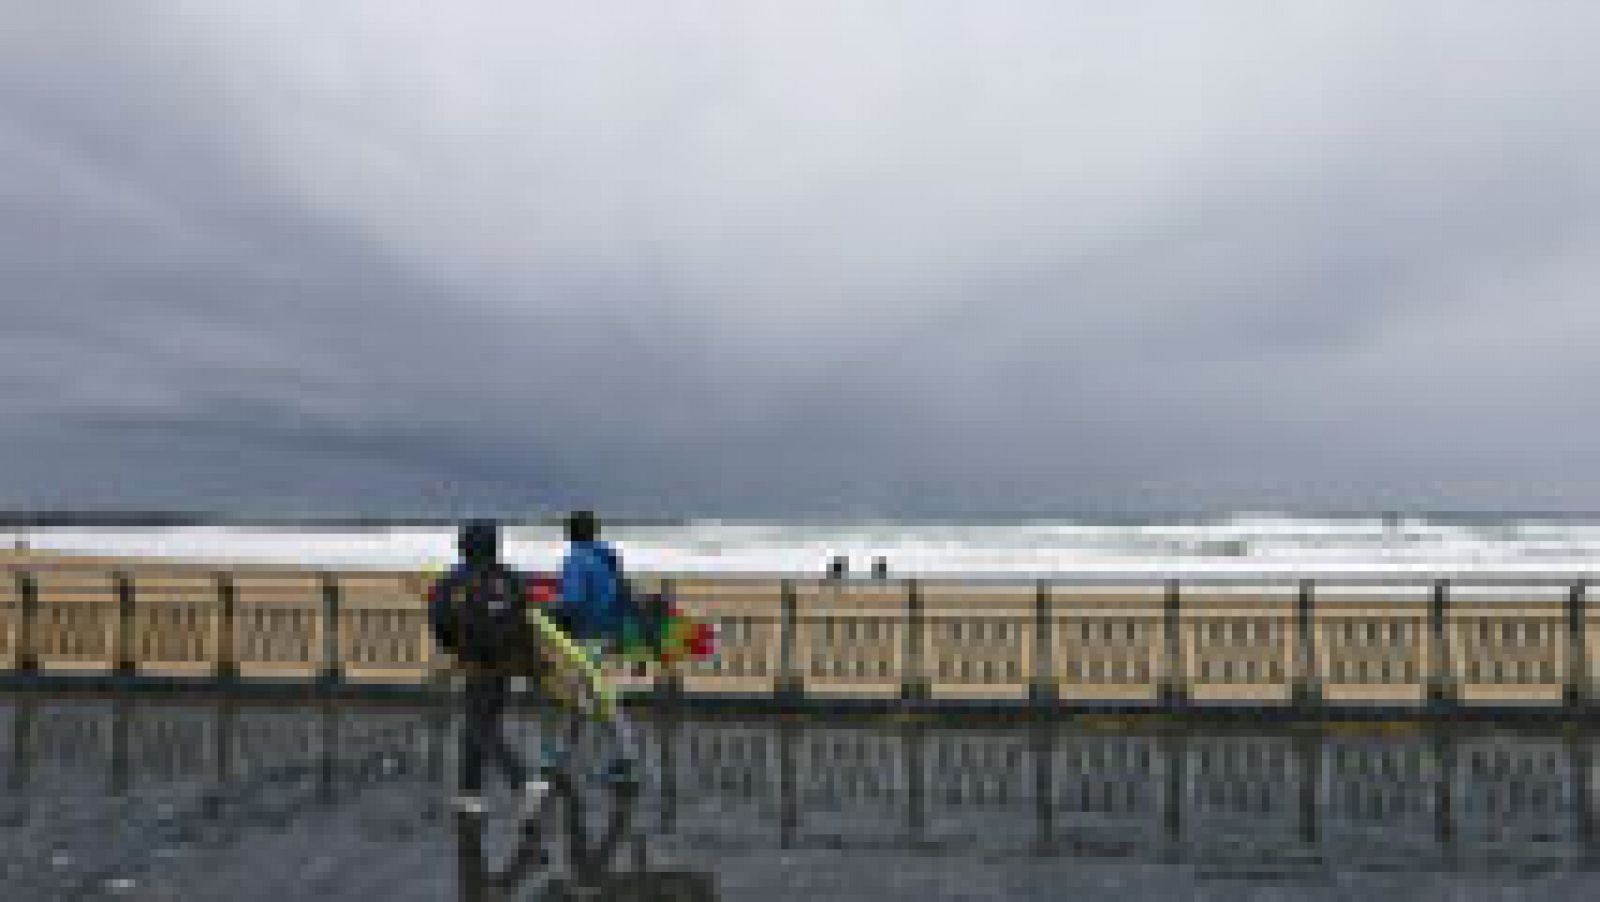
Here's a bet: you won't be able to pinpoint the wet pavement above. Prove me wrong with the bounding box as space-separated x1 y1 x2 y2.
3 692 1600 899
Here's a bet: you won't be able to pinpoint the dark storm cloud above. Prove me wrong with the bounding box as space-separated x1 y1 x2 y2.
3 2 1600 517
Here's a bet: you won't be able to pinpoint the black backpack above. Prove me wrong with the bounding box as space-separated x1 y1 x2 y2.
445 565 542 673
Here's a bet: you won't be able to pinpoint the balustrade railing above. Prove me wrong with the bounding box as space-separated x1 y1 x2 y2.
2 561 1598 708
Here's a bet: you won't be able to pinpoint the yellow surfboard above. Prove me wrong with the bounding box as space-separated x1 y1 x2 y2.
524 604 616 720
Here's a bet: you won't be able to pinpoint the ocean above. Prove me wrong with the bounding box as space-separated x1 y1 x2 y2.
9 513 1600 578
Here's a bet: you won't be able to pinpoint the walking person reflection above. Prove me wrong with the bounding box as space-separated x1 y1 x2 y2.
450 772 708 901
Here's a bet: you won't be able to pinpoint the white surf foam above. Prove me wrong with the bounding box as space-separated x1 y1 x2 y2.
8 516 1600 581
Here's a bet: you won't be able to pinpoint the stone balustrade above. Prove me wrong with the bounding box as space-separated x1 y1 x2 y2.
3 557 1596 709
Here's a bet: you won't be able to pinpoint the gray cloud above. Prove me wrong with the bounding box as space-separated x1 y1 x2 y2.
3 1 1600 518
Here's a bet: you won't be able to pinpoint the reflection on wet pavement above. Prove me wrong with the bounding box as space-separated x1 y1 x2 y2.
4 693 1600 899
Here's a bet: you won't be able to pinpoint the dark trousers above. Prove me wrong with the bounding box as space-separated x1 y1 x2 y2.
460 672 527 794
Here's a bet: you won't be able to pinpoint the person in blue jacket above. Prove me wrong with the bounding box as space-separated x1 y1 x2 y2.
560 509 625 649
552 509 638 785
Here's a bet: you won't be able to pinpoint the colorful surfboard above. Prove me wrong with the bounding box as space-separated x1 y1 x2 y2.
520 576 718 666
421 566 616 721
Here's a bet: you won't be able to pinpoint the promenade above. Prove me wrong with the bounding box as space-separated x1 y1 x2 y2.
4 692 1600 899
6 552 1600 897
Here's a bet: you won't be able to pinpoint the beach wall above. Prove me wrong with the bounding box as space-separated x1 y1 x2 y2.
1 551 1595 710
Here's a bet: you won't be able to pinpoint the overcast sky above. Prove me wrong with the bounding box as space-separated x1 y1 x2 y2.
3 2 1599 519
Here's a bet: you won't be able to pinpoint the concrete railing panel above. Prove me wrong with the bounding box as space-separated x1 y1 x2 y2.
0 573 17 669
1315 586 1432 703
795 581 907 697
131 572 221 676
1053 587 1164 701
1183 588 1296 702
922 583 1033 699
1451 602 1566 703
338 574 433 683
233 575 324 679
32 570 117 672
676 578 781 695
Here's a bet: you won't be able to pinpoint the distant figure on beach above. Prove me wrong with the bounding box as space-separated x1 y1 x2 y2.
871 556 889 579
1382 511 1404 544
826 555 849 580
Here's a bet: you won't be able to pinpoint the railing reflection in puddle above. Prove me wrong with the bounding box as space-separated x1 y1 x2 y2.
454 772 716 901
667 717 1599 875
2 695 1598 880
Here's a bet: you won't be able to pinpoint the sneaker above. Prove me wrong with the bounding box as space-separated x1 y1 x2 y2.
451 794 486 816
520 779 550 817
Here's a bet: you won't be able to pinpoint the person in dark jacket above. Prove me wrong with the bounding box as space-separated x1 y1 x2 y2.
428 519 547 816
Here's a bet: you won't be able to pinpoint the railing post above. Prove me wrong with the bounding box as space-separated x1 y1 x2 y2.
1161 579 1187 710
1030 579 1055 707
776 578 802 701
320 573 342 689
16 570 37 673
1568 581 1589 713
1293 579 1320 712
901 578 928 702
215 572 238 684
114 571 135 676
1428 579 1456 712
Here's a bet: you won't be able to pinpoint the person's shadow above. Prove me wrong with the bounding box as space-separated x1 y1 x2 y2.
454 774 715 900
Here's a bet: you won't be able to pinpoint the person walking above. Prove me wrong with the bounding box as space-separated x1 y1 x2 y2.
554 509 640 785
428 519 549 816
